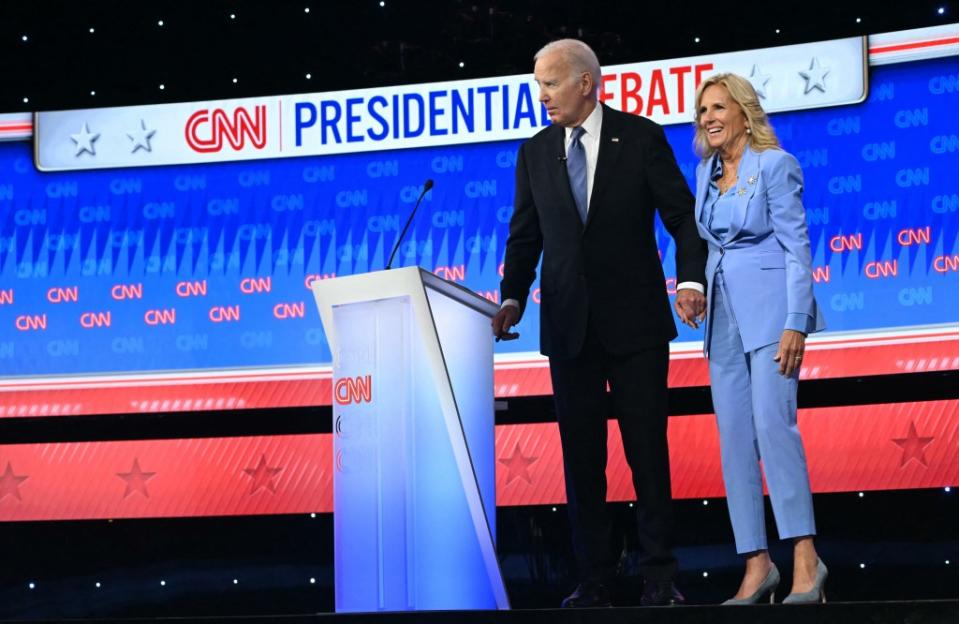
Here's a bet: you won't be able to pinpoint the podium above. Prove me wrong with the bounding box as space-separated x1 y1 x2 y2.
312 267 509 612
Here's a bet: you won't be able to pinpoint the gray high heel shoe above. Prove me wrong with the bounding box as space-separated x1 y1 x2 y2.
722 563 780 605
783 559 828 604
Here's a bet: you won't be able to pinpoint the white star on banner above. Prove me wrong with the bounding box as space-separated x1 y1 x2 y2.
70 123 100 156
748 64 772 99
127 119 157 153
799 57 830 94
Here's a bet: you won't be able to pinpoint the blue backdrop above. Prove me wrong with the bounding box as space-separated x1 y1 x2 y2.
1 56 957 376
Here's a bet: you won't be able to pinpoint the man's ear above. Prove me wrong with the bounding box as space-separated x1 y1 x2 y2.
581 72 594 96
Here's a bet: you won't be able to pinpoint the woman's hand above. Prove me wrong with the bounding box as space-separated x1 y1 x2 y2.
674 289 707 329
774 329 806 376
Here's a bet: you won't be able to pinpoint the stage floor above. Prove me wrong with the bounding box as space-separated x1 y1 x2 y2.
4 600 957 624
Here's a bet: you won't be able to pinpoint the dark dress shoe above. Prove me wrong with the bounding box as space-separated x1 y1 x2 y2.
641 580 685 606
561 581 612 608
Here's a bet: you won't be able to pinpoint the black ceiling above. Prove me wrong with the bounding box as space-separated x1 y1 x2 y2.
1 0 954 113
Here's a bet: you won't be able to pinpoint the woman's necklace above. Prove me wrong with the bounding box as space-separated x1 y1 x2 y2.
718 141 746 195
718 160 738 194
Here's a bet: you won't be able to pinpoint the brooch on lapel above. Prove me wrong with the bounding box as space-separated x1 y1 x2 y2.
737 188 747 196
611 137 620 142
747 175 757 185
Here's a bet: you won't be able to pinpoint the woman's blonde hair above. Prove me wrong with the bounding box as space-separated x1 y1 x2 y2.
692 72 780 158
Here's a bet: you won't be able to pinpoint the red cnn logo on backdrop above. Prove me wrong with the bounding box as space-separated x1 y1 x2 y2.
185 106 267 153
335 375 373 405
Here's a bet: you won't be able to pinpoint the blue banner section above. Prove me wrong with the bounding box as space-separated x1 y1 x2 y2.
1 57 957 376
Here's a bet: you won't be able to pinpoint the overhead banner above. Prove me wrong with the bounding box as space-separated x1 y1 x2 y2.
34 36 866 171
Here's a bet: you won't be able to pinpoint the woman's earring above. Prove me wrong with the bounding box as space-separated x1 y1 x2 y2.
746 127 752 134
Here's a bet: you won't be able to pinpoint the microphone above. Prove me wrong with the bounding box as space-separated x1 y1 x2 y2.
557 155 567 162
386 179 434 270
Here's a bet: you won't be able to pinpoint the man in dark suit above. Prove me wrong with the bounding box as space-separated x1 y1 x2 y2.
492 39 707 608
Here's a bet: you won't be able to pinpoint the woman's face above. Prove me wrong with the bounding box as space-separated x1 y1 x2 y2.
698 84 749 155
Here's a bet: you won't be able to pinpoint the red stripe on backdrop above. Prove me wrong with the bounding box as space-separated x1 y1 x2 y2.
0 378 333 418
0 401 956 521
869 36 959 54
1 333 958 416
496 400 959 505
0 435 333 521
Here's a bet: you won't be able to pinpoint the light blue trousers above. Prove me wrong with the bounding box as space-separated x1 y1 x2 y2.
708 271 816 554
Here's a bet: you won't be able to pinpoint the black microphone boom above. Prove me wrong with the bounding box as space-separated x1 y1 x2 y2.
386 179 434 270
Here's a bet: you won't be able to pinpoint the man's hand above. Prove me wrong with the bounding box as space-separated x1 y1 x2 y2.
674 288 706 329
491 305 520 341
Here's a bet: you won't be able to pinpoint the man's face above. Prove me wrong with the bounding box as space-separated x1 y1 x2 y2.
534 51 594 127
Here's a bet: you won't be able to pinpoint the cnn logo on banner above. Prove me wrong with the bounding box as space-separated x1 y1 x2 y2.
335 375 373 405
185 106 267 153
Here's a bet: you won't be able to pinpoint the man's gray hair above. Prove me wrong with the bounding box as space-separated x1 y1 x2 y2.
534 39 601 96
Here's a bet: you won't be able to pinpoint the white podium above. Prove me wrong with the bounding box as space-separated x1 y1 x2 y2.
312 267 509 612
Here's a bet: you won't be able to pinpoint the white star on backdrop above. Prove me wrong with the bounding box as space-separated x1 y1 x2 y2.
799 57 830 94
70 123 100 156
748 64 772 99
127 119 157 153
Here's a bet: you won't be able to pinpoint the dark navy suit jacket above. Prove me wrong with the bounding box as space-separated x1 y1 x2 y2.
501 104 706 359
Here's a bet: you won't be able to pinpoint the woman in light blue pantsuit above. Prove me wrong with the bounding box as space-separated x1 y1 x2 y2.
676 73 828 604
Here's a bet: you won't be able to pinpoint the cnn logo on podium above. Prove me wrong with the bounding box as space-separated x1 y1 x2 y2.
335 375 373 405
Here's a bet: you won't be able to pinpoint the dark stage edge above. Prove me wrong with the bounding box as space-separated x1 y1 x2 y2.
7 601 959 624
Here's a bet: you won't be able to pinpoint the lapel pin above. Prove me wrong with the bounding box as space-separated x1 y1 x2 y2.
747 175 757 185
737 188 747 196
611 137 620 142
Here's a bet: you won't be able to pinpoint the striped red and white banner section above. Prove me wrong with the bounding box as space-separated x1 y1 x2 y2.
0 114 31 141
1 325 957 417
868 23 959 65
0 399 955 521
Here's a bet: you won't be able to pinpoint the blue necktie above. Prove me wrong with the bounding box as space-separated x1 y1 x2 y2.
566 127 588 224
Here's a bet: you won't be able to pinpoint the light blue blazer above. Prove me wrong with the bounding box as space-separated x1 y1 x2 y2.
694 146 825 356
